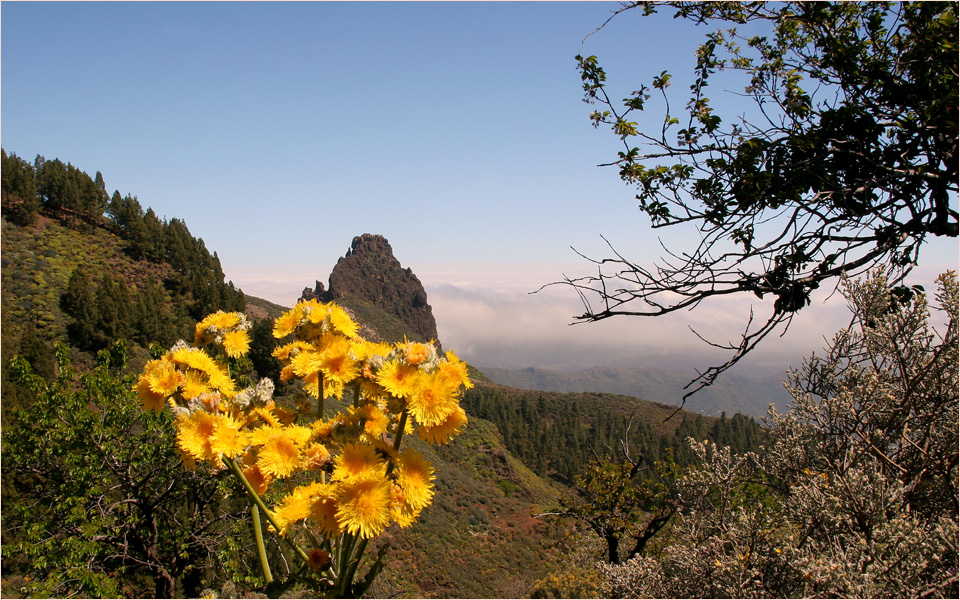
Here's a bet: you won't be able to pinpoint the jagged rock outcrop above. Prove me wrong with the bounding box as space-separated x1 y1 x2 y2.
302 234 440 343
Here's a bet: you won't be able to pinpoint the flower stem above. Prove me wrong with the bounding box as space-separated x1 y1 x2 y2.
343 537 369 596
223 456 311 564
251 503 273 585
393 408 408 453
336 533 358 597
318 374 325 419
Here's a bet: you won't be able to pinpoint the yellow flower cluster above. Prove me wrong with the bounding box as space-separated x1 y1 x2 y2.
271 299 473 444
266 299 470 537
194 310 252 357
134 301 471 543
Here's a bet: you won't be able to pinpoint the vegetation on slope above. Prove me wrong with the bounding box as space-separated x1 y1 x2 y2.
463 383 764 484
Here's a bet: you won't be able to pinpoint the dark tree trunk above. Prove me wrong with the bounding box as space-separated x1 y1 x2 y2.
605 531 621 564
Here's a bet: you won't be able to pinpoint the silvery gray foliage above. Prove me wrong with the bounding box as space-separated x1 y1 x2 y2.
600 271 958 598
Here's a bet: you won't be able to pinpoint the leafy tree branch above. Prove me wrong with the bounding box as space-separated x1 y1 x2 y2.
554 1 958 400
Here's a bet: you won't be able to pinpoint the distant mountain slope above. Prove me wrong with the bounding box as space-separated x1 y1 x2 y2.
243 294 289 321
463 380 766 484
478 365 792 418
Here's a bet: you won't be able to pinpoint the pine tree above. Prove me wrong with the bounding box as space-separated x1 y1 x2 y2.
133 280 176 348
1 149 41 226
61 267 98 350
18 319 54 383
95 273 130 345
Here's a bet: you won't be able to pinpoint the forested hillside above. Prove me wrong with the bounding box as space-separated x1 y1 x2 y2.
1 148 244 344
2 149 245 424
463 384 764 483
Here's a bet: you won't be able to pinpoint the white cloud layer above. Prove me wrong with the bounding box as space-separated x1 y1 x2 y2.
426 279 853 376
228 259 957 379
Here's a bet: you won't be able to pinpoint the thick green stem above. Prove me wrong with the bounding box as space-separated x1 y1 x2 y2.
342 537 370 596
336 533 357 597
251 504 274 584
223 456 311 564
393 408 408 453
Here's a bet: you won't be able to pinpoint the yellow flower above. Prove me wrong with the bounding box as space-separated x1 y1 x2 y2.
391 494 422 529
353 340 393 364
332 442 386 482
396 448 435 511
194 311 242 344
171 346 216 372
272 340 311 361
376 359 418 399
180 369 211 400
335 474 394 539
298 371 345 400
171 347 236 398
359 404 389 439
256 430 303 478
308 483 343 538
290 348 324 379
317 335 361 384
441 350 473 389
301 442 331 471
417 405 468 445
303 299 328 325
197 310 242 332
177 411 243 463
134 377 166 411
327 304 359 338
207 370 237 399
400 340 434 366
272 482 323 535
311 418 335 441
302 371 322 398
242 463 272 496
208 415 247 458
406 370 460 428
148 360 182 397
222 330 250 358
273 305 304 339
253 403 283 428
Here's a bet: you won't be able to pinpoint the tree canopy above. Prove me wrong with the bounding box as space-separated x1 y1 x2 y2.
564 1 958 397
2 342 244 598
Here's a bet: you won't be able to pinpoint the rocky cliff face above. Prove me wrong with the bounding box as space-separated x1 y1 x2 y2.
302 234 440 343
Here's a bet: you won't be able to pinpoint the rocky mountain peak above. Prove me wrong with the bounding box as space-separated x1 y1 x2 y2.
301 234 440 343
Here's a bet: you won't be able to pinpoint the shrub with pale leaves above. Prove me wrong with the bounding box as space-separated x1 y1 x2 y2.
598 271 958 598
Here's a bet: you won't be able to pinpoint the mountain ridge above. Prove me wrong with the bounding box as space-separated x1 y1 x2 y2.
301 233 440 344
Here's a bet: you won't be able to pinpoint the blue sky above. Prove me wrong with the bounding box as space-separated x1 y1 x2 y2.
3 1 957 377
